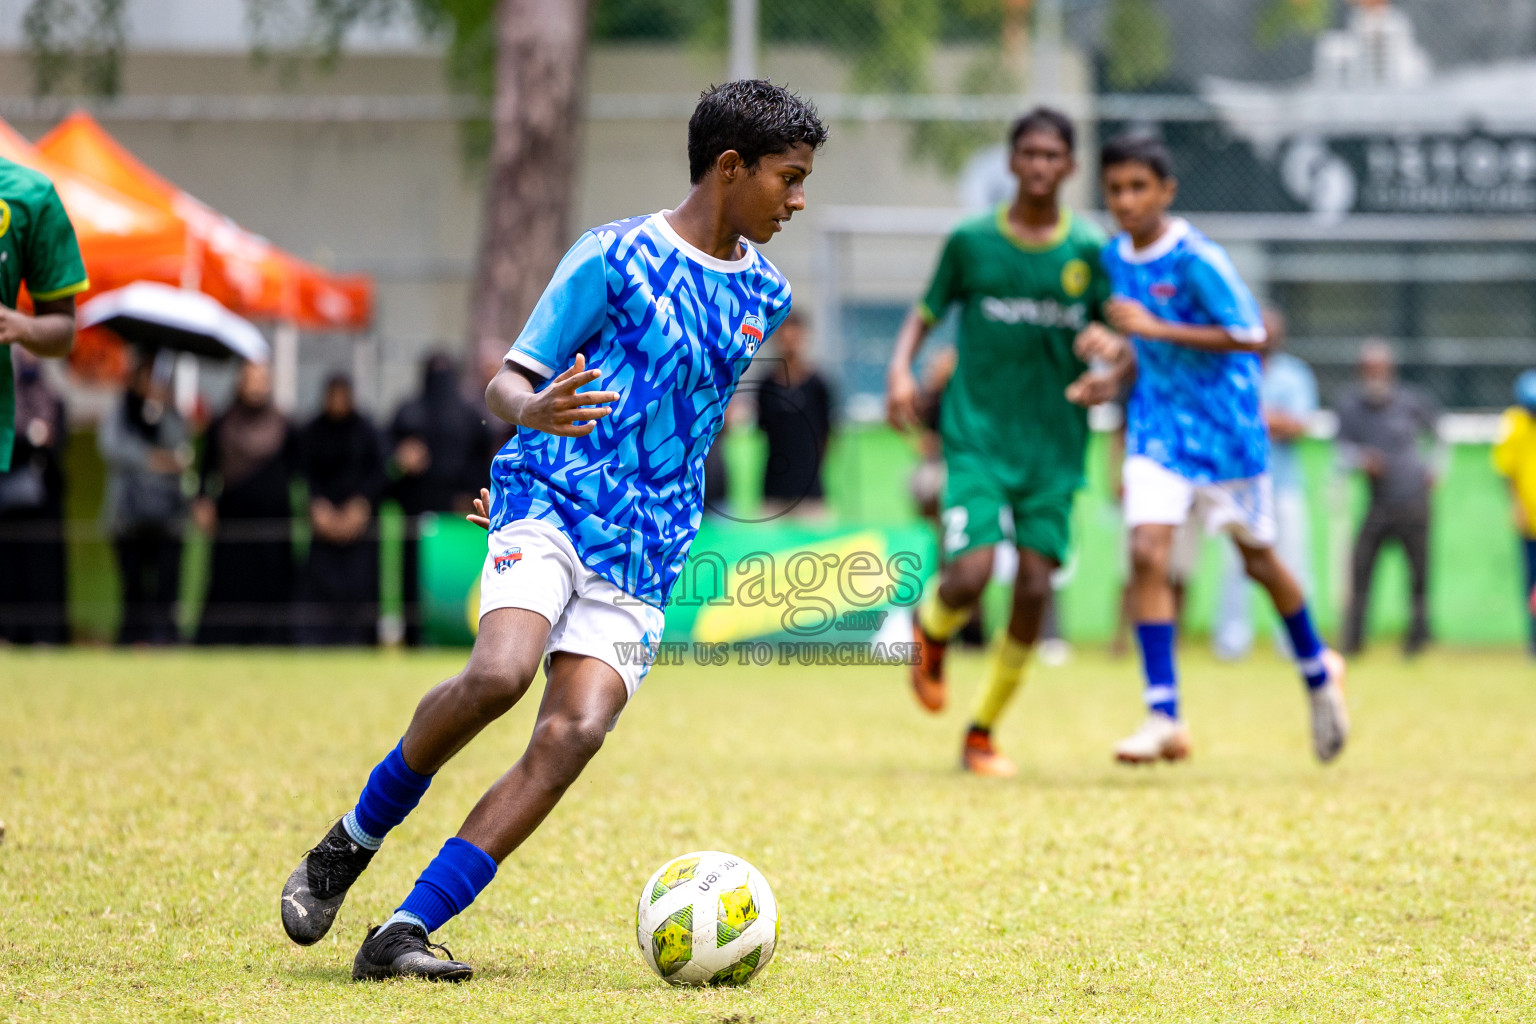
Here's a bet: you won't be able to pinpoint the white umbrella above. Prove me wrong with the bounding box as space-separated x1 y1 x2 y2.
78 281 270 362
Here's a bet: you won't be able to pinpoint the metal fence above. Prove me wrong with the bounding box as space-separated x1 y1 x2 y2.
740 0 1536 416
7 0 1532 416
816 205 1536 418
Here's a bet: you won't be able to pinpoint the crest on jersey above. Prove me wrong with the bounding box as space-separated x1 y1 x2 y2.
1061 258 1090 298
1150 282 1178 300
0 200 10 240
738 313 765 354
492 547 523 574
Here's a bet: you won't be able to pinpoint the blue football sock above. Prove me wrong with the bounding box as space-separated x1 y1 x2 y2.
1282 605 1329 689
342 741 434 851
397 837 499 934
1136 621 1179 719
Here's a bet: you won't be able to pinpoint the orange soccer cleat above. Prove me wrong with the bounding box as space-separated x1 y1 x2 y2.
910 620 948 712
961 727 1017 777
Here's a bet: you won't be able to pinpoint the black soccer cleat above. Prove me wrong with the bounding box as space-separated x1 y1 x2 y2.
352 922 474 982
280 819 376 946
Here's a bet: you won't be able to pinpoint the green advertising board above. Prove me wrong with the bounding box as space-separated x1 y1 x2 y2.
418 513 939 648
416 427 1528 649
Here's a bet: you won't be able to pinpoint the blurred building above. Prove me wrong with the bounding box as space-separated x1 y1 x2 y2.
0 0 1068 419
0 0 1530 420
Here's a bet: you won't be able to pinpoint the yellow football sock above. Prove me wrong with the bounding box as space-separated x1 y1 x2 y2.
971 632 1033 731
917 586 971 642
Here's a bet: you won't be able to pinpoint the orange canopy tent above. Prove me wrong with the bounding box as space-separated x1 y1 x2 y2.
0 117 193 380
0 117 185 297
37 111 373 334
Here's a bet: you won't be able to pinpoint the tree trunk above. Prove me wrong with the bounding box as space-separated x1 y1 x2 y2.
468 0 591 379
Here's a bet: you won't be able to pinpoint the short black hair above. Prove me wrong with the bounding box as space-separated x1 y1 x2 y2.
688 80 829 184
1009 107 1074 153
1100 133 1175 180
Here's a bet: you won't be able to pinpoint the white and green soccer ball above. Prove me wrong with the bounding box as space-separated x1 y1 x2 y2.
635 851 778 987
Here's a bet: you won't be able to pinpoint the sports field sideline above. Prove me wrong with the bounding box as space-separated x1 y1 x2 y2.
3 647 1533 1022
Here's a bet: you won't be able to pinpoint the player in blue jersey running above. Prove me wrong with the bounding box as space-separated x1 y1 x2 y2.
1079 135 1349 767
279 80 827 981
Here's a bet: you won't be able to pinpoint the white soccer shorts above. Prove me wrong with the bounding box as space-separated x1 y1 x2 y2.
479 518 666 708
1122 454 1277 548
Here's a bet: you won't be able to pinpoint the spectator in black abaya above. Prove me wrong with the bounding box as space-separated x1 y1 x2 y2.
0 348 68 644
389 353 485 646
194 361 299 645
297 374 386 645
100 351 191 645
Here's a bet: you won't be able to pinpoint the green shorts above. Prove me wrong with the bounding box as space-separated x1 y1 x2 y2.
941 450 1076 564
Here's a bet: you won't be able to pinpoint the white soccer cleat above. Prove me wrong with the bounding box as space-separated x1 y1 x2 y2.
1308 648 1350 764
1113 713 1192 764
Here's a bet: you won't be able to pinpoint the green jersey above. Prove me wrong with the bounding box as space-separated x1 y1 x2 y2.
0 157 88 472
919 205 1108 493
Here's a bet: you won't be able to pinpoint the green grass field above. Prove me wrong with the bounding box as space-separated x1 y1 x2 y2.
4 646 1535 1022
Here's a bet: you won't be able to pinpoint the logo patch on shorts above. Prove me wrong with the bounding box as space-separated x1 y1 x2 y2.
493 548 523 574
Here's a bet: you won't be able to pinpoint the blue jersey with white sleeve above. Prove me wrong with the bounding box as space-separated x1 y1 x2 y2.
489 211 792 608
1101 217 1269 483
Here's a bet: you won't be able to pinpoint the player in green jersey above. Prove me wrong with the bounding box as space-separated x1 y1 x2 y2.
886 108 1127 776
0 157 87 472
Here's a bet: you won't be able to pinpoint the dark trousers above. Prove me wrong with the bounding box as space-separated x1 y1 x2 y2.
114 526 182 645
1343 501 1430 654
0 508 68 644
196 519 295 646
297 536 379 646
1523 537 1536 656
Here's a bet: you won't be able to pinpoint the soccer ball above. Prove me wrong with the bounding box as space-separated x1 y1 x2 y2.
635 851 778 987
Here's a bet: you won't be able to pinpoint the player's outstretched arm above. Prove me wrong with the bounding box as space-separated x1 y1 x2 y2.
1067 323 1136 407
0 297 76 359
1106 298 1258 353
1073 322 1126 364
1065 371 1119 408
485 352 620 437
886 308 931 430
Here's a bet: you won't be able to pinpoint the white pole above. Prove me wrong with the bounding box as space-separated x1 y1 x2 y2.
1033 0 1065 100
174 352 198 420
729 0 759 81
351 333 371 413
273 321 299 413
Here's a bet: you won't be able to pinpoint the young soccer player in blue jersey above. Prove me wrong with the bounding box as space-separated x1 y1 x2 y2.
1079 135 1349 766
279 81 826 981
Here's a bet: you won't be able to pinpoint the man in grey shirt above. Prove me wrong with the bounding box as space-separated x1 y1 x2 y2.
1336 340 1441 655
99 350 192 645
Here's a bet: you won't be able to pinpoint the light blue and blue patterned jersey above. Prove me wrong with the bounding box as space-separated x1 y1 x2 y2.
1101 217 1269 483
489 211 792 608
